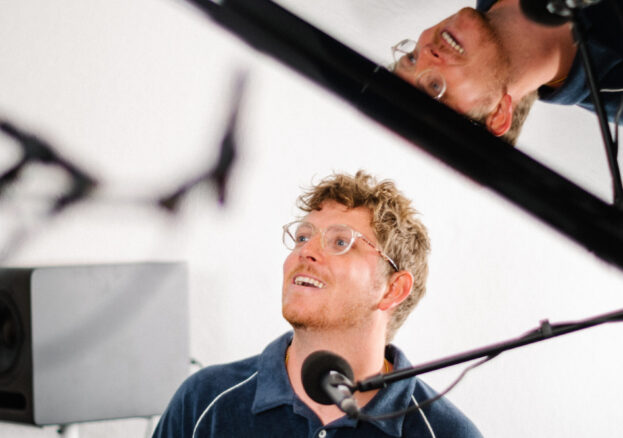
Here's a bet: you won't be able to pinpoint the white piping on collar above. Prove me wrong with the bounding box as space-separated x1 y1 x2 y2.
192 371 259 438
411 394 436 438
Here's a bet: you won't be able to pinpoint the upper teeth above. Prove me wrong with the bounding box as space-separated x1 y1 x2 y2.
294 276 326 288
441 31 464 54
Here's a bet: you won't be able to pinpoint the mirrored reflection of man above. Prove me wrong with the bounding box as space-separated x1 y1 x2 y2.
392 0 623 145
152 171 482 437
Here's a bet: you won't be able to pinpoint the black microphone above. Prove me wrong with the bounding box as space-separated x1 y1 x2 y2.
301 351 360 418
520 0 602 26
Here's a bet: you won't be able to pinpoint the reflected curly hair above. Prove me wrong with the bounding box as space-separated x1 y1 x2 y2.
297 171 430 342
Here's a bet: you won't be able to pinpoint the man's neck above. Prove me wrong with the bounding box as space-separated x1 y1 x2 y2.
488 0 577 99
285 325 389 425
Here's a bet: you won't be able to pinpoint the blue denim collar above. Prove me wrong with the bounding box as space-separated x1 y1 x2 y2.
539 30 622 105
251 332 418 437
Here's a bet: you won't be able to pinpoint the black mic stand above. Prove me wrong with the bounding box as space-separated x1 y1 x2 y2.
0 120 98 213
158 71 246 212
568 8 623 208
356 307 623 393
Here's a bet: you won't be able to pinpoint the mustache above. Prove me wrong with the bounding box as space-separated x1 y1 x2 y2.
286 264 326 281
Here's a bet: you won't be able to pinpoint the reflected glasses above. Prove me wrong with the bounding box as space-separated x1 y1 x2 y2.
282 220 399 272
391 38 447 101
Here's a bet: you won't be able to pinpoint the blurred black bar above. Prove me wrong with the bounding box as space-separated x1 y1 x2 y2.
185 0 623 271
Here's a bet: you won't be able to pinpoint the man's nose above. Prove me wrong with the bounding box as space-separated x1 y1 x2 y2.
298 234 324 262
420 44 443 65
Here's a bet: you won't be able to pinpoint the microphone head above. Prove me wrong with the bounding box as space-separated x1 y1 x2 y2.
301 350 354 405
520 0 571 26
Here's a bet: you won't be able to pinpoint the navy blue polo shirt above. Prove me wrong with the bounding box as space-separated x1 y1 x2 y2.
477 0 623 123
152 332 482 438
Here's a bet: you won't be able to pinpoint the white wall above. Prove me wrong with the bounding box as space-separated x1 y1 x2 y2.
0 1 622 437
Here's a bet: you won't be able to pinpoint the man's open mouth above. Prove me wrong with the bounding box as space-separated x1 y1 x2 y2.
293 275 326 289
441 30 465 54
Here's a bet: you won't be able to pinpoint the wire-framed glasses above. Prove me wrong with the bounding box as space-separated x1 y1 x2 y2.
282 220 399 272
391 38 447 101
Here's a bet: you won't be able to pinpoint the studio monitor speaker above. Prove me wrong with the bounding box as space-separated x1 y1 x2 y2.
0 262 189 425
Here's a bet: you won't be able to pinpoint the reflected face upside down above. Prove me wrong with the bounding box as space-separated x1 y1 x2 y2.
394 7 511 121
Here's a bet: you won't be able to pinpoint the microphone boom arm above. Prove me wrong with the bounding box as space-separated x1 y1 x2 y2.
570 8 623 207
356 307 623 392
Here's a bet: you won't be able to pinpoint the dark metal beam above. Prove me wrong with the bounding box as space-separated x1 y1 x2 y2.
186 0 623 271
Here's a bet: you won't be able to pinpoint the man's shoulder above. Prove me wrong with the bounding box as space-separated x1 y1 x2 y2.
408 378 483 438
151 354 262 438
178 354 261 403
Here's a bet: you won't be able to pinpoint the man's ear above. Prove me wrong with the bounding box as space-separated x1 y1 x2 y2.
485 93 513 137
378 271 414 311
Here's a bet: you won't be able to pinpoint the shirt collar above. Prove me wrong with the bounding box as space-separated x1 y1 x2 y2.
476 0 498 12
539 36 621 105
356 344 417 437
250 332 417 437
251 332 296 414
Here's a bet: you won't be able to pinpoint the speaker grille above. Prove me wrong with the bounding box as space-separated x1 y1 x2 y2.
0 291 23 376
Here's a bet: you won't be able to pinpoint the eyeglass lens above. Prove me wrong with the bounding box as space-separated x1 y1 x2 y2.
392 39 446 100
285 222 354 255
416 70 446 100
393 39 417 62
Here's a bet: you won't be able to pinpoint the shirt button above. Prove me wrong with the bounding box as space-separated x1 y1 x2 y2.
318 430 327 438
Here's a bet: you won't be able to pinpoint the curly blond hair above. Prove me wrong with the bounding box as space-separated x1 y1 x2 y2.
297 171 430 342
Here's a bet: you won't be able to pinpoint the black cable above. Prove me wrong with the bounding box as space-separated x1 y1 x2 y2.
614 95 622 156
190 357 205 369
358 355 495 422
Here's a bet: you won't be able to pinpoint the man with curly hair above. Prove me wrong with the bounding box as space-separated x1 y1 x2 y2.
393 0 623 145
153 171 482 437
